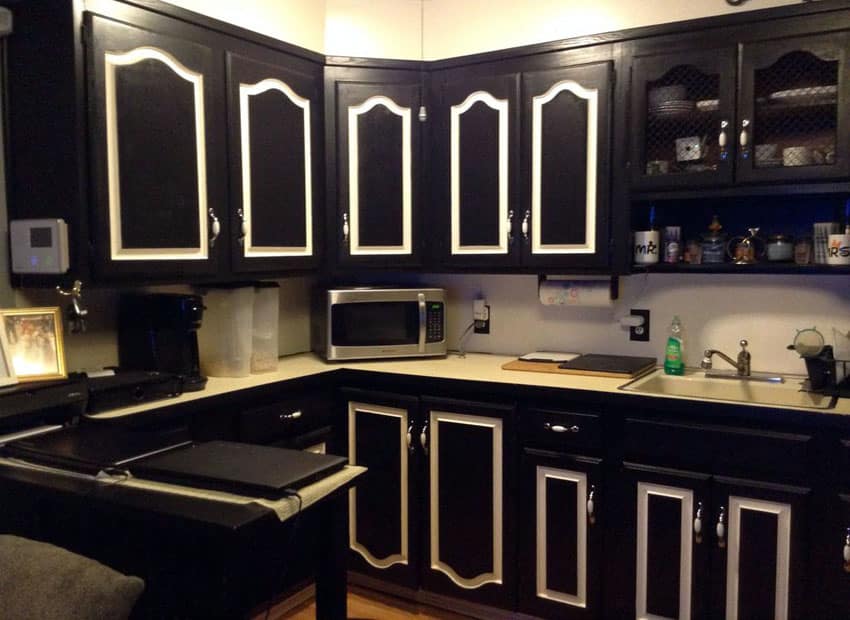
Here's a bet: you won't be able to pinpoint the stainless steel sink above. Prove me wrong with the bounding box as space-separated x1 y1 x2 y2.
620 368 836 410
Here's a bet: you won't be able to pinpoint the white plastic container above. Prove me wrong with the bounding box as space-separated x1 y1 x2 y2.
198 285 254 377
252 283 280 373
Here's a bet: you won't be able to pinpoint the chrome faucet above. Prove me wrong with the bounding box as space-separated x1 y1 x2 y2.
701 339 751 376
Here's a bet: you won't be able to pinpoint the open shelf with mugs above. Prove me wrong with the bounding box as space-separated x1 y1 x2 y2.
629 195 850 274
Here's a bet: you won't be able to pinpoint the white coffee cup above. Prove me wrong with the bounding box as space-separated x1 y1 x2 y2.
634 230 660 264
826 234 850 265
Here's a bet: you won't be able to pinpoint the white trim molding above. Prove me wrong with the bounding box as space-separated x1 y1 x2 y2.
636 482 694 620
347 95 412 255
531 79 597 255
348 401 409 569
536 466 587 608
725 496 791 620
429 410 503 589
450 90 509 255
104 46 208 261
239 78 313 258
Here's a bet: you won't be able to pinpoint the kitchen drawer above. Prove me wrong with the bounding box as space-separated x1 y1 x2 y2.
624 418 812 480
238 392 333 444
270 425 335 454
523 407 602 454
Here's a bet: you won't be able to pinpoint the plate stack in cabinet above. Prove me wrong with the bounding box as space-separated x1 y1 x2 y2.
518 406 605 619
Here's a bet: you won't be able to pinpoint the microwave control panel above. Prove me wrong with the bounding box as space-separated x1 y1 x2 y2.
426 302 445 343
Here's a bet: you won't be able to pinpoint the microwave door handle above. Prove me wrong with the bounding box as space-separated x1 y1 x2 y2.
418 293 426 353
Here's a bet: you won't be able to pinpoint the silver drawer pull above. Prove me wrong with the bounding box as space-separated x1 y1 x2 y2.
406 422 414 452
716 506 726 548
694 501 704 544
587 486 596 525
279 410 302 421
843 528 850 570
544 422 579 433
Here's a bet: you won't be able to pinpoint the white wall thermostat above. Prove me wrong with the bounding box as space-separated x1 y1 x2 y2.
10 219 70 274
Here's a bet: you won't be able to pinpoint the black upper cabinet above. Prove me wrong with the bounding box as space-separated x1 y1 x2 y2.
431 72 521 268
630 28 850 192
630 47 737 190
327 68 423 269
521 59 613 270
87 13 227 280
226 48 322 273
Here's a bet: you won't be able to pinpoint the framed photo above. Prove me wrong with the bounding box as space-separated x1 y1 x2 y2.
0 319 16 388
0 307 67 382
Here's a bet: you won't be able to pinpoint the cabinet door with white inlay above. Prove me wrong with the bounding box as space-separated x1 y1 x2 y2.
711 477 809 620
420 397 516 609
344 389 420 590
87 13 226 279
614 463 712 620
521 58 612 270
333 70 422 268
226 48 321 273
432 72 520 268
519 448 603 619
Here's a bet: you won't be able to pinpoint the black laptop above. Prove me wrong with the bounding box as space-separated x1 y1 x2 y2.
130 441 348 499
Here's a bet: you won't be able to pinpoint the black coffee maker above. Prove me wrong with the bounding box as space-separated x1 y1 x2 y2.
118 293 207 391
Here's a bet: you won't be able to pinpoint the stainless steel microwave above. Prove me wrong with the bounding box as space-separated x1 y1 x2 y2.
312 287 447 361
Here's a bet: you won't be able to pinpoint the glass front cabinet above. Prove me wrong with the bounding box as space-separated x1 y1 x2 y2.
630 30 850 190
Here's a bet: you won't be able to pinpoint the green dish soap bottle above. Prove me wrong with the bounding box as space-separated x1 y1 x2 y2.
664 315 685 375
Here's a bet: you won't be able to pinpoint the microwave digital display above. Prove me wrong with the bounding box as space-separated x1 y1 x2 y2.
331 302 420 347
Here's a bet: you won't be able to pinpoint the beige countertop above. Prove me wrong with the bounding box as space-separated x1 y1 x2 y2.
87 352 850 419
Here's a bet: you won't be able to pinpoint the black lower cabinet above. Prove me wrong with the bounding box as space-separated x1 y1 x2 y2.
343 389 517 611
519 447 603 619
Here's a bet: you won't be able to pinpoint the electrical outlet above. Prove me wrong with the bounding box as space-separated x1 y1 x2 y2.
473 299 490 334
630 309 650 342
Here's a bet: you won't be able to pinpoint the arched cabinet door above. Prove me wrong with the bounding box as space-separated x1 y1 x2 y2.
226 50 320 273
522 60 612 270
87 14 226 279
334 73 421 268
432 73 520 268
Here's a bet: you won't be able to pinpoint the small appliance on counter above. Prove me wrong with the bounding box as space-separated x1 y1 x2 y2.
313 287 446 361
85 370 184 413
197 284 254 378
118 294 206 391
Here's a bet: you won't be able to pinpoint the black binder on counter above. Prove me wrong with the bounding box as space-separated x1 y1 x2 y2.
131 441 347 499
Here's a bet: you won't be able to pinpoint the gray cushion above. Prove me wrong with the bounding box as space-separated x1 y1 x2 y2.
0 535 144 620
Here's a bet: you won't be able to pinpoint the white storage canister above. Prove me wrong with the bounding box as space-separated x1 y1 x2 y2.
252 282 280 373
197 284 254 377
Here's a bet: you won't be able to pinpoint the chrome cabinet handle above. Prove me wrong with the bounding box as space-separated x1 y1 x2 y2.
417 293 426 353
342 213 349 244
236 208 247 246
507 209 515 246
279 410 302 421
843 528 850 571
406 422 414 452
543 422 579 434
522 210 530 241
716 506 726 548
739 119 750 160
719 120 729 160
208 208 221 247
587 485 596 525
694 501 704 544
420 421 429 455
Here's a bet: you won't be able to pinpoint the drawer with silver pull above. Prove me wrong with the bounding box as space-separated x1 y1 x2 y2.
238 392 333 444
523 407 602 453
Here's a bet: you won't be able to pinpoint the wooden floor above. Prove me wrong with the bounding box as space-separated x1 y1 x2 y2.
272 590 474 620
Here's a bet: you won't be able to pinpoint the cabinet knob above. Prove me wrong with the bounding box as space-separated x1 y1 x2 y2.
406 422 414 453
694 501 704 544
208 208 221 247
420 420 429 455
236 208 247 246
587 485 596 525
716 506 726 548
522 210 530 241
718 120 729 159
543 422 579 434
739 119 751 160
342 213 350 244
279 410 302 421
507 209 515 246
843 528 850 571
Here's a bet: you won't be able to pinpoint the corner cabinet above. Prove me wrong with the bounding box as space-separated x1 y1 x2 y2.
326 67 423 269
87 13 227 279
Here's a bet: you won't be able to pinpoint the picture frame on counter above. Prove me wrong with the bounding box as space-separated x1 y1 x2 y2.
0 319 16 387
0 306 67 382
